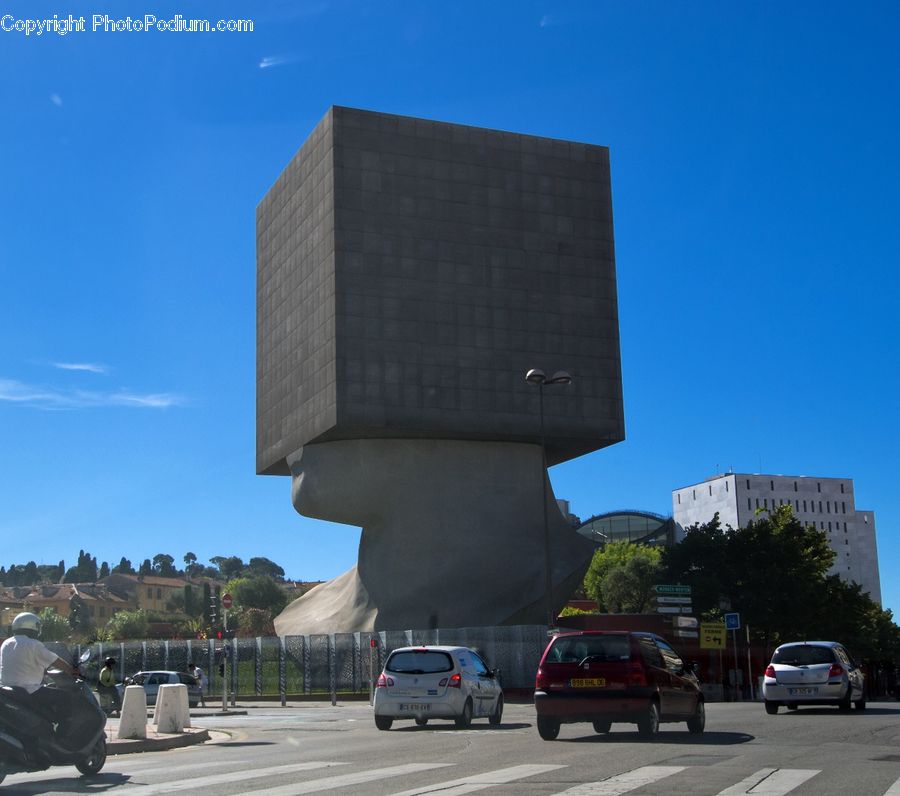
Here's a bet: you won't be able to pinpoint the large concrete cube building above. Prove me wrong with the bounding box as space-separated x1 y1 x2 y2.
257 107 624 476
258 107 624 632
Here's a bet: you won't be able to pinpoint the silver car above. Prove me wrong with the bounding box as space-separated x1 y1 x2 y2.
116 670 203 708
763 641 865 714
373 646 503 730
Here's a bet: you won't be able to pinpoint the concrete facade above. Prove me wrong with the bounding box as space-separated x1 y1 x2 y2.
672 473 882 603
257 106 624 476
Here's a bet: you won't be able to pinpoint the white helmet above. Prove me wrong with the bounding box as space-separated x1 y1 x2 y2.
11 612 41 637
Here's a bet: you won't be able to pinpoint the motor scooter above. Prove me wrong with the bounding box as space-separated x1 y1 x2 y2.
0 650 107 786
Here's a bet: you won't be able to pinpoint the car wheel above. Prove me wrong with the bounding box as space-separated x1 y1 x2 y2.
537 717 560 740
415 717 428 726
592 719 611 734
489 694 504 726
839 688 852 711
75 737 107 776
764 700 779 715
637 701 660 739
687 700 706 734
454 698 473 729
374 715 393 731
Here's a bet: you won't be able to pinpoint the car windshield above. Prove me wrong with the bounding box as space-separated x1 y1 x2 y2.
772 646 836 666
547 635 631 663
386 650 453 674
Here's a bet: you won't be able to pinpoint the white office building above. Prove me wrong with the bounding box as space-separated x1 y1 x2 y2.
672 473 881 604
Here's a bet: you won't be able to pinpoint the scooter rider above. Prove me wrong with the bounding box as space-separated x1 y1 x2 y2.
0 612 77 721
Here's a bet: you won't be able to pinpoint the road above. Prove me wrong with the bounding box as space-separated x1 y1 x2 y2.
5 700 900 795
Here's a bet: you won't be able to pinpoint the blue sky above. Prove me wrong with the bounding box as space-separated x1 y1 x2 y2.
2 2 898 614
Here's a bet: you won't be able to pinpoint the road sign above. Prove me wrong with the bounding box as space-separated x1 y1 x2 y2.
674 630 699 639
674 616 698 628
656 606 683 614
655 596 692 605
700 622 726 649
222 593 233 610
653 584 691 595
724 612 741 630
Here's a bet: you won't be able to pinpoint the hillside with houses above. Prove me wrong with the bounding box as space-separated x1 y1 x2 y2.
0 550 322 642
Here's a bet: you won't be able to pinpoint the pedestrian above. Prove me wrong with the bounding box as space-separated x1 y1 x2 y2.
98 657 121 716
189 661 207 707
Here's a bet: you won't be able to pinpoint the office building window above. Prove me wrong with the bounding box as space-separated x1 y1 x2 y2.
842 501 846 514
755 498 760 509
746 479 750 489
841 483 845 493
677 494 681 504
156 588 162 599
795 499 799 510
147 588 152 599
803 500 807 512
844 522 847 531
709 485 712 496
726 481 729 492
817 482 821 493
794 481 798 492
748 498 752 511
692 489 696 500
764 498 768 509
828 522 832 531
821 522 825 529
770 480 775 490
819 501 823 513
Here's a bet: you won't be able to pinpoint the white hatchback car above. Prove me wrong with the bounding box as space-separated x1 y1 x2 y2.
373 645 503 730
762 641 866 714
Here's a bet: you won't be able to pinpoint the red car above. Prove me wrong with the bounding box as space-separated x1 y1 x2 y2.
533 630 705 740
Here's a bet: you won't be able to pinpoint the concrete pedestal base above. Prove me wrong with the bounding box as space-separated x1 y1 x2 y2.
274 439 594 635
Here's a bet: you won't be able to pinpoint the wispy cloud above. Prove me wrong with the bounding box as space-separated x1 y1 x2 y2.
50 93 63 107
258 54 303 69
52 362 108 374
539 14 563 28
0 379 185 410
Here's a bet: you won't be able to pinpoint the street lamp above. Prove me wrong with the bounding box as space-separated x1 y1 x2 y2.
525 368 573 629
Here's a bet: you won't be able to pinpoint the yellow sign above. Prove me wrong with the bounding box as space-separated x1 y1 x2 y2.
700 622 726 650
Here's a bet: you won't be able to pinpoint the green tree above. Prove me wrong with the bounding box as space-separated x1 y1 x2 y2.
210 556 245 580
138 559 152 576
152 553 178 577
583 541 662 612
105 609 150 640
112 557 135 575
37 608 70 641
600 553 663 613
64 550 98 583
228 576 288 616
98 561 110 578
248 557 285 580
237 608 276 637
67 595 92 635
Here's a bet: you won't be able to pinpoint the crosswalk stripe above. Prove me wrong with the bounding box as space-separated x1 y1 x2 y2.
389 764 566 796
884 777 900 795
113 759 251 777
232 763 454 795
717 768 820 795
116 761 346 794
552 765 686 795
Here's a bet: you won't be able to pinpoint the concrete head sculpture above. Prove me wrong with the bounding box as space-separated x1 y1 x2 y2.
257 107 624 633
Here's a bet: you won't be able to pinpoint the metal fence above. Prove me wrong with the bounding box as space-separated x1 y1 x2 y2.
72 625 549 700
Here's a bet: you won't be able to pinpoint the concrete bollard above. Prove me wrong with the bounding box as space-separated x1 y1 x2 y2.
117 685 148 740
178 683 191 729
155 684 186 733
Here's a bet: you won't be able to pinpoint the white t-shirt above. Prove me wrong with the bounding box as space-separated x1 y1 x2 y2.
0 635 60 693
193 666 207 688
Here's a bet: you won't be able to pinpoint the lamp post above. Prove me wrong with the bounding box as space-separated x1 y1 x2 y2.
525 368 573 630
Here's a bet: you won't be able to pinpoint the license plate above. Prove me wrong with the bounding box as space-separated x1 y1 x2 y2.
570 678 606 688
788 687 816 695
399 703 430 711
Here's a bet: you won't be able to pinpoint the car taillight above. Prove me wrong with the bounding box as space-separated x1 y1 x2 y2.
828 663 844 678
376 674 394 688
447 672 462 688
628 661 647 687
765 665 776 678
535 668 549 690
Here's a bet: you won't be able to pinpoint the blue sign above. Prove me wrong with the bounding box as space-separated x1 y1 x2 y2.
725 612 741 631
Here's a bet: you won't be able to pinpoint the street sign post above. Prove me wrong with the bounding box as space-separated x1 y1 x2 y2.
700 622 726 650
724 612 740 630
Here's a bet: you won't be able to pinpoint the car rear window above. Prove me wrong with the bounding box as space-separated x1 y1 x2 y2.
178 674 197 686
772 646 836 665
386 650 454 674
546 635 631 663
